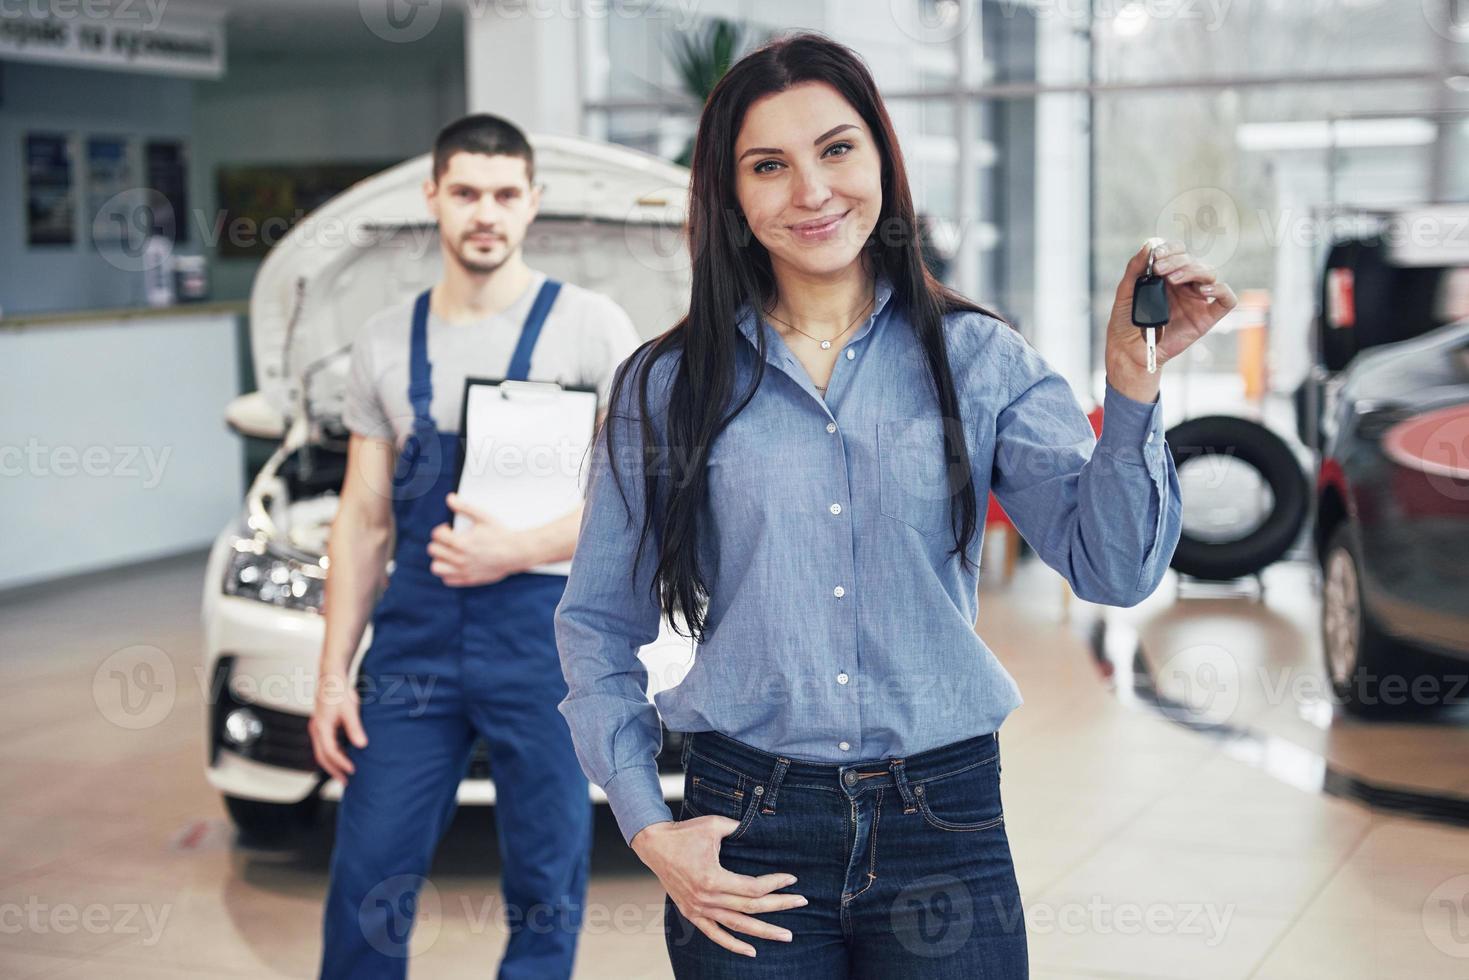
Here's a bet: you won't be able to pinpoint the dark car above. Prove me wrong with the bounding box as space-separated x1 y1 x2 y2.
1312 211 1469 714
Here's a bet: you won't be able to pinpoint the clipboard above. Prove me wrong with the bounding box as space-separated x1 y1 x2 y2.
454 375 599 576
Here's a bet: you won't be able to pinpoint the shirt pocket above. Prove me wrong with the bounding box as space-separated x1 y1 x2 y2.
877 416 964 536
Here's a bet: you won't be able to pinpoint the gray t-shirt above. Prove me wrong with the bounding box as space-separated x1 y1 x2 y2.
343 269 642 446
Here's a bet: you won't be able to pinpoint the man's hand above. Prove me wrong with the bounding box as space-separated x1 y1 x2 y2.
309 670 367 783
631 818 805 958
427 493 531 587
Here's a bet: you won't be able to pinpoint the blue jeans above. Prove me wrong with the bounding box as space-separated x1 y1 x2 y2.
664 730 1028 979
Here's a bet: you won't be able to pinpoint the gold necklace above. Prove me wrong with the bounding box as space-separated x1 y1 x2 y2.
762 289 875 351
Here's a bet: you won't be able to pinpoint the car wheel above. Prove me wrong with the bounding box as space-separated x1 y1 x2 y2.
1167 416 1309 581
224 794 320 847
1321 524 1448 717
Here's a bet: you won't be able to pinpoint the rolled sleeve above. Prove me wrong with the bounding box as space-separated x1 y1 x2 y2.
554 347 674 846
990 333 1182 606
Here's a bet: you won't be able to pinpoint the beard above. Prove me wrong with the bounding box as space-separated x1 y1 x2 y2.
450 234 513 275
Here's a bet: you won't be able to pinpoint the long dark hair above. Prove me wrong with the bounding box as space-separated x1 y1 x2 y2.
603 31 1006 641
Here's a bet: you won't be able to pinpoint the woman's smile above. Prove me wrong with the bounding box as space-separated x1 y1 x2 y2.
789 209 850 243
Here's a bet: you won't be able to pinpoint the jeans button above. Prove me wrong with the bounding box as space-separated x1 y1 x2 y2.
842 770 858 788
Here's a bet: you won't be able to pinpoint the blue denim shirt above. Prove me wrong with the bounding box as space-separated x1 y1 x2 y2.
555 272 1182 845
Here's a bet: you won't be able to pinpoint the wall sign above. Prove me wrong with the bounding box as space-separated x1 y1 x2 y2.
0 10 225 79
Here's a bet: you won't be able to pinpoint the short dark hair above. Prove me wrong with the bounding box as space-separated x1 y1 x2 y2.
431 113 535 185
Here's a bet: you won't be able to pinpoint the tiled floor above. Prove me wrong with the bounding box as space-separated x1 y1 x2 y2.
2 550 1467 978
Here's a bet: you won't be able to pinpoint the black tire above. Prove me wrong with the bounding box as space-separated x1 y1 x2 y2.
1166 416 1308 581
1320 524 1449 717
224 794 320 847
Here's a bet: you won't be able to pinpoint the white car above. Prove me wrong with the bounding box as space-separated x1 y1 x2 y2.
202 135 696 842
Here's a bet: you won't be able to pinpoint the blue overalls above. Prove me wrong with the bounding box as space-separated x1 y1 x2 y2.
321 282 592 980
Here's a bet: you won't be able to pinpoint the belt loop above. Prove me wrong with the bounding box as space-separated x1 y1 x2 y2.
889 758 919 813
680 733 693 770
760 757 791 815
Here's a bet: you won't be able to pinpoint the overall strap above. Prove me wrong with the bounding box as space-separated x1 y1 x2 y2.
407 288 434 425
505 279 562 382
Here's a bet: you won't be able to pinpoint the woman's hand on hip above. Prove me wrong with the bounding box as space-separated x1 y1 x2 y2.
631 818 806 958
1104 238 1240 396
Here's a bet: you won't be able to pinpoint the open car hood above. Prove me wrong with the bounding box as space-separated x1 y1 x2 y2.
248 134 691 425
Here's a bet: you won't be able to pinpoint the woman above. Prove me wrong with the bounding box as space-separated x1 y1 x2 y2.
554 32 1231 978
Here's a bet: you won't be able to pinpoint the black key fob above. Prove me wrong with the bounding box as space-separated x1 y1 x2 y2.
1131 272 1170 328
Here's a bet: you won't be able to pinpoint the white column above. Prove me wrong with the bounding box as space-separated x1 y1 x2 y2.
953 0 981 300
1031 8 1092 392
464 7 582 136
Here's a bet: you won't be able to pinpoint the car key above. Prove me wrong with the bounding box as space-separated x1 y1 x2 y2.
1131 247 1169 373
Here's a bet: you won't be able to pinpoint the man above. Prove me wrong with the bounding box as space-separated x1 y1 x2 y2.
311 114 642 979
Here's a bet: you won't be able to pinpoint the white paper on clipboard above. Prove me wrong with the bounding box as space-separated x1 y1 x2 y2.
455 378 598 576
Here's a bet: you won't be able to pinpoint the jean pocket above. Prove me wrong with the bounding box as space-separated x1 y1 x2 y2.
914 755 1004 832
682 757 759 840
877 416 967 536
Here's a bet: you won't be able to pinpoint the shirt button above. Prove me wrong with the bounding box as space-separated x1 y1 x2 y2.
1146 430 1155 443
826 421 837 434
833 585 845 598
839 741 851 752
837 672 849 685
846 349 855 360
829 503 842 516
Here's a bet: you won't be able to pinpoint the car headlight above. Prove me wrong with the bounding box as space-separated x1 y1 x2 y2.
223 538 327 614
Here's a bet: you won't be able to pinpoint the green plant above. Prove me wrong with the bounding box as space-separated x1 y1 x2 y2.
667 19 746 167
